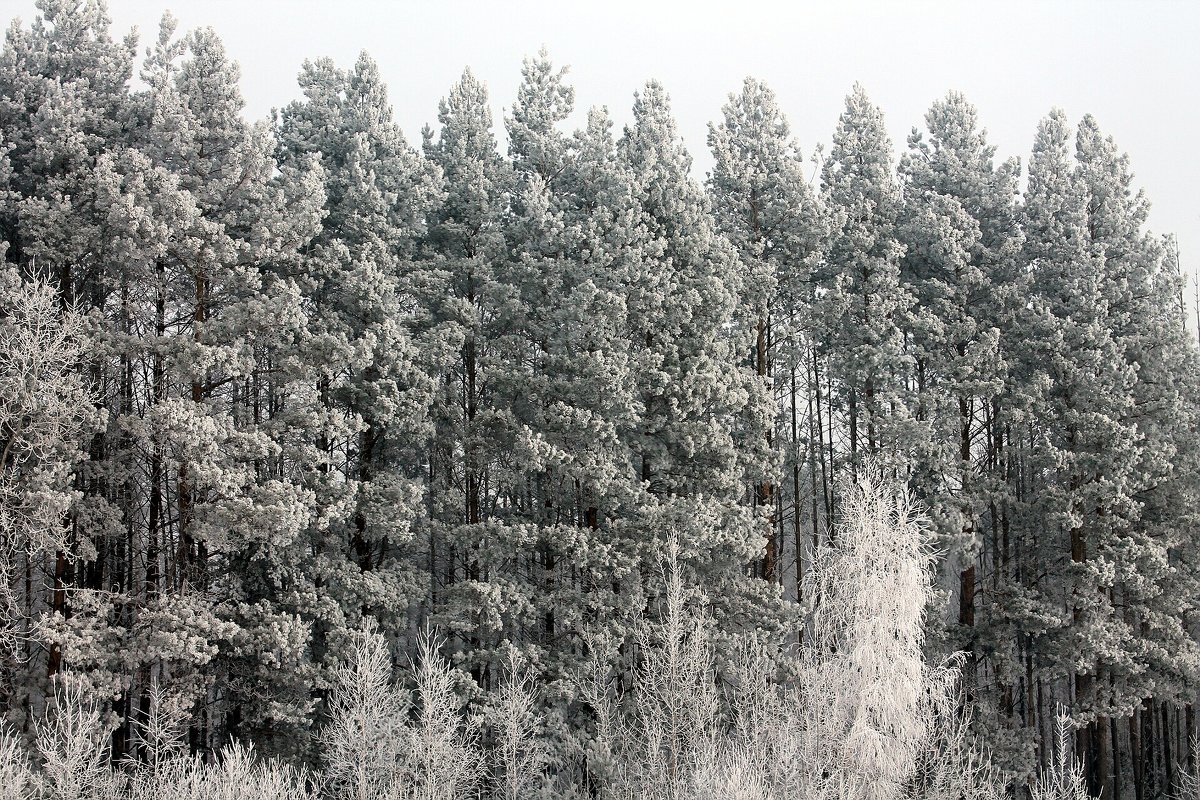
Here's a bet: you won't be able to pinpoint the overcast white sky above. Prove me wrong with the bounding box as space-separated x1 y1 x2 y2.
7 0 1200 300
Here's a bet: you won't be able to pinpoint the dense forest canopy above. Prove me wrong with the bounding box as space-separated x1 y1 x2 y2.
1 2 1199 799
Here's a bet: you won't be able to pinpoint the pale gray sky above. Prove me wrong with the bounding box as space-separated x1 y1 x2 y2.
7 0 1200 297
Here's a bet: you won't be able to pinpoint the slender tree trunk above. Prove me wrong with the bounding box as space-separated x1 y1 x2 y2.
812 350 831 531
1192 272 1199 348
792 360 804 616
179 268 209 591
848 386 858 477
1037 677 1049 770
756 316 777 582
45 550 68 678
1112 716 1123 800
1142 699 1156 799
958 394 976 631
826 365 837 535
353 428 378 571
1098 713 1113 800
1187 704 1195 776
1132 712 1144 800
1163 702 1175 796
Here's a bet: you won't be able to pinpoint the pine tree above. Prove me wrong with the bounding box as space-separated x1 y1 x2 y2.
1073 115 1200 796
495 50 580 665
707 76 826 591
0 1 141 721
275 49 443 720
1021 108 1141 796
817 85 918 500
421 68 514 685
3 7 329 755
496 52 642 748
0 0 137 296
0 0 140 729
126 20 330 755
617 80 785 646
897 91 1030 773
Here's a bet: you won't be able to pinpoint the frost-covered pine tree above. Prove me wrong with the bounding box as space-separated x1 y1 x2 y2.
1072 114 1200 796
1020 108 1141 797
707 76 826 589
0 0 139 726
0 0 136 286
275 48 443 720
817 85 919 494
496 47 587 656
420 67 516 685
2 4 329 756
617 80 787 647
495 51 642 755
120 19 327 756
897 91 1031 774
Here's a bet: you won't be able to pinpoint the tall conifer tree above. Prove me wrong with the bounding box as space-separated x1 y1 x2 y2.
1021 109 1141 795
817 85 918 494
275 50 443 709
707 77 825 590
617 81 785 643
897 92 1030 772
421 68 515 686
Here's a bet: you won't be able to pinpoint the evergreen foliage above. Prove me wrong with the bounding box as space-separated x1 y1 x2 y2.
0 3 1197 798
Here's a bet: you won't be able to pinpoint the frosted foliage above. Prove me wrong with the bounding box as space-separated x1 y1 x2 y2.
0 478 992 800
406 634 483 800
1179 736 1200 800
688 749 773 800
122 681 189 788
683 466 976 800
322 633 409 800
34 683 117 800
490 653 548 800
126 744 315 800
804 464 946 800
911 698 1006 800
1029 715 1092 800
627 537 720 798
0 270 97 642
571 471 985 800
0 723 35 800
582 535 720 800
3 3 1199 797
124 686 316 800
321 631 483 800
